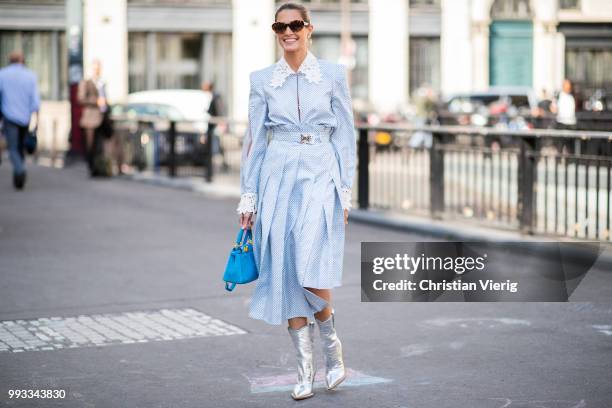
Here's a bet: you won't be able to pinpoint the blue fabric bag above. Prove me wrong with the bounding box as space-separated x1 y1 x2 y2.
223 227 258 291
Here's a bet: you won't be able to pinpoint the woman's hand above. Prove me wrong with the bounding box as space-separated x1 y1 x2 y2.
344 209 349 225
239 212 254 229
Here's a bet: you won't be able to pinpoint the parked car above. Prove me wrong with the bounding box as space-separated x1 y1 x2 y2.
114 89 211 130
438 87 539 148
442 87 537 118
111 89 212 167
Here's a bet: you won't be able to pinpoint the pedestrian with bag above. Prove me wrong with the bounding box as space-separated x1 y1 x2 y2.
78 59 110 177
0 51 40 190
235 2 356 400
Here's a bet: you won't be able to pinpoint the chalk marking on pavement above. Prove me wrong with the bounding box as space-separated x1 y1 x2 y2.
422 317 531 329
400 343 431 357
489 398 587 408
592 324 612 336
0 308 246 353
448 341 465 350
245 368 392 394
400 341 465 359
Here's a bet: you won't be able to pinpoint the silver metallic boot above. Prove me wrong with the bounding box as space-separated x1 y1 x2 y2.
315 311 346 390
287 321 316 400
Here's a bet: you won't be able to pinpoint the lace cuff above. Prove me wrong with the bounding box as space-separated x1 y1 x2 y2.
236 193 257 214
340 186 352 212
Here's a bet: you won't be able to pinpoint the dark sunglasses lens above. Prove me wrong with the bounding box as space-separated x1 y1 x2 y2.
272 22 287 33
289 20 305 32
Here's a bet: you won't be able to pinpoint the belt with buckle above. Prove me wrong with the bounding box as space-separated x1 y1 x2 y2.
271 129 331 144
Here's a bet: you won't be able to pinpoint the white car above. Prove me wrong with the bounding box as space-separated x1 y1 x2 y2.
112 89 214 166
122 89 212 133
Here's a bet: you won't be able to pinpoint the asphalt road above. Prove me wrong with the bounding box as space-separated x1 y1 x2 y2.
0 162 611 408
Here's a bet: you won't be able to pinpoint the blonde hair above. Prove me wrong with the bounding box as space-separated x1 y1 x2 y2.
274 2 311 23
275 2 313 46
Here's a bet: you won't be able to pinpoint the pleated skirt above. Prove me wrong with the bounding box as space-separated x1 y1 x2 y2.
248 135 345 325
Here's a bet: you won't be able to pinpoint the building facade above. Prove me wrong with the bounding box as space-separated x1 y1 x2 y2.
442 0 612 101
0 0 610 121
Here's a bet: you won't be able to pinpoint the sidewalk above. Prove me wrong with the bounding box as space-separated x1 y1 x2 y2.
1 163 611 407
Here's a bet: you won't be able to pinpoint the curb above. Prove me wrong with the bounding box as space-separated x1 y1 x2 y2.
348 208 612 270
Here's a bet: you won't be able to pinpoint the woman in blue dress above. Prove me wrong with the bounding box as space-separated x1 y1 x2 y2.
236 2 356 401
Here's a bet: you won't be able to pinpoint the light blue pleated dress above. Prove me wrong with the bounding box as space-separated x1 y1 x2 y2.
236 51 356 326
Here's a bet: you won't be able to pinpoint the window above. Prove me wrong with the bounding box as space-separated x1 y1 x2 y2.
409 0 440 7
128 32 202 91
156 33 201 90
128 32 147 93
298 0 367 4
128 0 231 5
289 0 368 10
128 31 233 110
559 0 580 9
490 0 532 20
0 30 67 100
308 35 369 101
409 37 440 94
566 48 612 90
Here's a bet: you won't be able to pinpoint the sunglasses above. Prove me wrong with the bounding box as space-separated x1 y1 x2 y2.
271 20 311 34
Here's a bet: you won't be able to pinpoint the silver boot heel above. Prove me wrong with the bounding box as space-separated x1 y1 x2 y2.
315 311 346 390
287 321 316 400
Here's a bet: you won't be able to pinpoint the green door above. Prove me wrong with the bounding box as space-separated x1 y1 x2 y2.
489 21 533 86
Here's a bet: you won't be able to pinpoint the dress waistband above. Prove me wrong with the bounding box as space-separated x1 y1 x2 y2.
270 127 332 144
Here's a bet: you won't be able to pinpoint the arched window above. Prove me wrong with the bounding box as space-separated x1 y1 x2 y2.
490 0 532 20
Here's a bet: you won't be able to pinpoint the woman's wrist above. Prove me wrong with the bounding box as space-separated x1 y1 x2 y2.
236 192 257 214
340 186 352 212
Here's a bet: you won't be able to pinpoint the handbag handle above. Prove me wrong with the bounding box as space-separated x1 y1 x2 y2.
235 227 252 248
243 228 252 245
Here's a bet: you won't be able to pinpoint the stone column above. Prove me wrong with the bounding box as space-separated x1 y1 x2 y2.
83 0 128 103
232 0 275 121
440 0 473 95
532 0 558 94
368 0 408 114
470 20 490 91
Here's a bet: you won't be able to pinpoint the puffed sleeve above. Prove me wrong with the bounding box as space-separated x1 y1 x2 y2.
236 71 269 214
330 64 356 211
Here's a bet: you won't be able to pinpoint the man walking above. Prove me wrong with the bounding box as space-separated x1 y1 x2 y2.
0 51 40 190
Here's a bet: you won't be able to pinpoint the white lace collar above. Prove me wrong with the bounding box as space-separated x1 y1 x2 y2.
270 50 322 88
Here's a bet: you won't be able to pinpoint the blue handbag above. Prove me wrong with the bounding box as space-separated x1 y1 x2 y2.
223 227 258 292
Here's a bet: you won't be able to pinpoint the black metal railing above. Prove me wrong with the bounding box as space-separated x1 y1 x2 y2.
111 114 244 180
355 123 612 242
